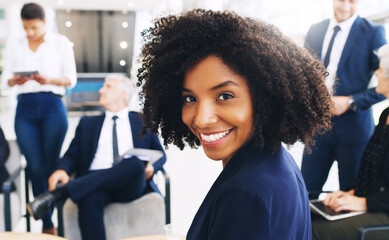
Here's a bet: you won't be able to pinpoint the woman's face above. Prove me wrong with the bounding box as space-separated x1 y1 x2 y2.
182 56 254 167
22 19 46 41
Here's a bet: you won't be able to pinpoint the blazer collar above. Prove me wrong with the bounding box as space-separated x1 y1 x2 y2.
337 16 363 72
316 19 330 59
92 114 106 156
128 112 142 148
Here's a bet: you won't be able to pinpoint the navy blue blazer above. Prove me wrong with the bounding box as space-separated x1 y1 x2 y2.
305 16 387 143
56 111 166 193
187 141 311 240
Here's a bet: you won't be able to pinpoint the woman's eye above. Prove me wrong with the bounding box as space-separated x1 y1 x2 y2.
183 95 196 103
217 93 234 101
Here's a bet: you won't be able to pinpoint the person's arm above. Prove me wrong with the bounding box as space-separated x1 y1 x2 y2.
31 74 72 87
60 36 77 88
0 127 9 167
56 118 87 175
350 25 387 111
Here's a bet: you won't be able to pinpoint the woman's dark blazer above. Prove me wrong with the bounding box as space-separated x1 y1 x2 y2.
187 140 311 240
364 107 389 212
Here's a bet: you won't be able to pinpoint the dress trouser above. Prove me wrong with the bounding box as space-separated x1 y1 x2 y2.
66 157 147 240
15 92 68 229
311 212 389 240
301 132 367 199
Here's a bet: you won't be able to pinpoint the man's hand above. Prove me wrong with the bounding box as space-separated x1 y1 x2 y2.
145 163 154 180
48 169 70 191
332 96 351 116
323 190 367 212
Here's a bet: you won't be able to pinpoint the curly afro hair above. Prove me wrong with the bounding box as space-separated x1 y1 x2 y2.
137 9 332 154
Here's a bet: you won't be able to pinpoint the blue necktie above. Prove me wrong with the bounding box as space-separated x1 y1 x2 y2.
112 116 119 165
323 26 341 68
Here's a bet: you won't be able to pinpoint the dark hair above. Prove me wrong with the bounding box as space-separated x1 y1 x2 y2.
138 9 332 154
21 3 45 20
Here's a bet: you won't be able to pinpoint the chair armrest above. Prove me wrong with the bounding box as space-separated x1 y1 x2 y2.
159 167 171 224
3 166 22 231
358 224 389 240
3 166 21 193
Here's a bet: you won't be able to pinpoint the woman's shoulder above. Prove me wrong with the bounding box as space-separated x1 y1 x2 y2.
222 147 305 199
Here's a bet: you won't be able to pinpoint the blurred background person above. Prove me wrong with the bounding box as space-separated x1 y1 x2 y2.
301 0 387 199
311 67 389 240
1 2 77 235
376 44 389 98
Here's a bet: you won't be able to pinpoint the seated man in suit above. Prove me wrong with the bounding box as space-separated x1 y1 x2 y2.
27 74 166 240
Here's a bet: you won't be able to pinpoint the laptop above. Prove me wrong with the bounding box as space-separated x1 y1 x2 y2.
310 199 366 221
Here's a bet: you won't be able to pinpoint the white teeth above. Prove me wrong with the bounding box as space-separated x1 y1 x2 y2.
200 130 230 143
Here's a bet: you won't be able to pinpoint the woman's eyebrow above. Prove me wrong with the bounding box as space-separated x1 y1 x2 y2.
210 80 238 91
182 80 238 93
182 87 192 92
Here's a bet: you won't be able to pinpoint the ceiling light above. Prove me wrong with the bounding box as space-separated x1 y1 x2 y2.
65 21 72 28
120 41 128 49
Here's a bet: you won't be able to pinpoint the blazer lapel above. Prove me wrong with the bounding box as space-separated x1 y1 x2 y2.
92 114 105 155
337 16 363 72
315 20 330 59
129 112 141 148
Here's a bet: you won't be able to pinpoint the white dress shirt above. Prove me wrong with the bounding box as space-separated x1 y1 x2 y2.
321 13 358 94
89 108 133 170
2 32 77 95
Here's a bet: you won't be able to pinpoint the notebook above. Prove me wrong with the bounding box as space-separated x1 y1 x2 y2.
310 199 366 221
121 148 164 164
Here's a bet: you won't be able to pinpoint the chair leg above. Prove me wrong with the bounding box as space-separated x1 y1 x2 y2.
24 169 31 232
57 200 65 237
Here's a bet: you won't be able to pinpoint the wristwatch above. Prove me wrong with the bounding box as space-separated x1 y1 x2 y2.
348 96 357 112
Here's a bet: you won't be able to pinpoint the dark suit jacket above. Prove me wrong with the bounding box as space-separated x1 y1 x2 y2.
305 16 387 144
187 141 311 240
56 111 166 193
0 126 10 193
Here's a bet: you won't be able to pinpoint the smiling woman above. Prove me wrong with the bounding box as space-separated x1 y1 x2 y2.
137 9 332 240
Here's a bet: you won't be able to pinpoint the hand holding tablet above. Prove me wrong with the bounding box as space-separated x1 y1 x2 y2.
13 70 39 77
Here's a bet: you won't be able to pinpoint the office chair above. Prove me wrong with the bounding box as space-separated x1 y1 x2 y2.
1 140 31 231
57 167 170 239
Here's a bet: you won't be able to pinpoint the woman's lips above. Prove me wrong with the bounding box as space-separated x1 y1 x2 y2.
199 129 232 147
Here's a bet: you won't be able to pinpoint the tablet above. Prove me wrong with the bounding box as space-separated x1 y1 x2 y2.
310 199 366 221
14 71 39 77
121 148 164 164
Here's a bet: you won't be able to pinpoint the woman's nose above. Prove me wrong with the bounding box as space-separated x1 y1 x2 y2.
193 102 217 128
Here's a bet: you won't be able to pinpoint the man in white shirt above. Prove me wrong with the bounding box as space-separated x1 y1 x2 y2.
301 0 387 199
27 74 166 240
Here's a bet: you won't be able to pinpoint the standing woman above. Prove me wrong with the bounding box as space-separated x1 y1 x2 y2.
2 3 76 234
138 10 332 239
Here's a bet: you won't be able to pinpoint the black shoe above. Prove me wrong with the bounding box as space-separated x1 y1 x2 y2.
27 192 57 220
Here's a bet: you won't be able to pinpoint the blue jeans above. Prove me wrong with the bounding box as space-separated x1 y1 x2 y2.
15 92 68 229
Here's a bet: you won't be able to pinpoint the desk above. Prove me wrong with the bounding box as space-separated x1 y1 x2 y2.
0 232 68 240
120 235 185 240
